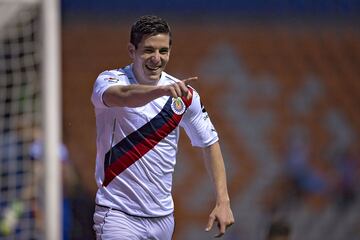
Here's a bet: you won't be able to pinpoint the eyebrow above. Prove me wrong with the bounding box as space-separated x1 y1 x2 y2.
142 46 170 51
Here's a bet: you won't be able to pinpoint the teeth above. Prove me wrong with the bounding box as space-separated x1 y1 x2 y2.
146 65 161 70
147 66 159 71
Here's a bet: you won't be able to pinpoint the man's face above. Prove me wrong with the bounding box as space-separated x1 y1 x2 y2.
129 33 171 85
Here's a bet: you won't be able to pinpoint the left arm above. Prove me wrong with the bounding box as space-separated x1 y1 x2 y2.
202 141 235 237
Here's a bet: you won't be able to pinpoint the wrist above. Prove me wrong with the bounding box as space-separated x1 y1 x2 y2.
216 197 230 206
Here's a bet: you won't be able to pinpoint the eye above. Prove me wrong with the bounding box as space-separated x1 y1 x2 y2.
144 49 153 53
160 48 169 54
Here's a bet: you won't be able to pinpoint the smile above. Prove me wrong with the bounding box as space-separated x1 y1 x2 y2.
146 65 161 71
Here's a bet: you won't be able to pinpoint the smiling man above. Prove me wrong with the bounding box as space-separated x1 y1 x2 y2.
91 15 234 239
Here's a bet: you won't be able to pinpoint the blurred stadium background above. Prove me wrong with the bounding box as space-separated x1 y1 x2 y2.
1 0 360 239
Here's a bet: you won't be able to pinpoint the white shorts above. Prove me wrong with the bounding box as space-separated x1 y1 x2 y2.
93 205 175 240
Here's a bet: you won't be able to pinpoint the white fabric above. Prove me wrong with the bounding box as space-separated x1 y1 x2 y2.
91 64 218 217
93 205 174 240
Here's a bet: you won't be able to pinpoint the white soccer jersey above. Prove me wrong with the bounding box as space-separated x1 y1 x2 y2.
91 64 218 217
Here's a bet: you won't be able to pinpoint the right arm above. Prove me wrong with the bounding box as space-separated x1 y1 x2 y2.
103 77 197 108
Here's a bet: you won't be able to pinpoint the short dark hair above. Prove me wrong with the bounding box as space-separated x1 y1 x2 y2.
130 15 172 49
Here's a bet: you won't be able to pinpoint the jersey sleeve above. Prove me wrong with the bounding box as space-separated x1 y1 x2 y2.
180 89 219 147
91 70 126 109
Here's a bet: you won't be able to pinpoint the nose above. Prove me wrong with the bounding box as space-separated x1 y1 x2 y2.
151 51 161 63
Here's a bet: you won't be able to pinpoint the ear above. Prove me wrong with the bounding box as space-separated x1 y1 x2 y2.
127 43 135 59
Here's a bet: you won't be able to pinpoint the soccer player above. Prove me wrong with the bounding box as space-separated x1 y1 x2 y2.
91 15 234 239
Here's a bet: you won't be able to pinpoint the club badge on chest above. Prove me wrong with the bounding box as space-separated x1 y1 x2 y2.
171 97 186 115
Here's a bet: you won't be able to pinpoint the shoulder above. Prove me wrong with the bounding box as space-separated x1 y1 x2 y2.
92 68 128 102
96 68 128 84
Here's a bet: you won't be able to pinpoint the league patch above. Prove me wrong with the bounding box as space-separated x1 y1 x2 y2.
171 97 186 115
105 77 119 83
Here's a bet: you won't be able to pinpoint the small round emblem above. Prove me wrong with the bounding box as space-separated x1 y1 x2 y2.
171 97 186 115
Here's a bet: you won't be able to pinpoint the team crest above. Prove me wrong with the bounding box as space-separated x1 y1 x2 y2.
171 97 186 115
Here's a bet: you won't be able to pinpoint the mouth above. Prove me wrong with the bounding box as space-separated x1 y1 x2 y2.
145 65 161 72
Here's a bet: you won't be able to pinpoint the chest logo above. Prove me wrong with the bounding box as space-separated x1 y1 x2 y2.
171 97 186 115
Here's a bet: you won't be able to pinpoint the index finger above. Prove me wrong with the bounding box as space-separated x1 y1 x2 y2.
181 76 198 85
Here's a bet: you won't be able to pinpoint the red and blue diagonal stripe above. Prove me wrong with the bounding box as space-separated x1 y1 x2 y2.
103 91 192 186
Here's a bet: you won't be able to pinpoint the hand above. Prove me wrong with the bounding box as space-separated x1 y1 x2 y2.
165 76 198 99
205 201 234 238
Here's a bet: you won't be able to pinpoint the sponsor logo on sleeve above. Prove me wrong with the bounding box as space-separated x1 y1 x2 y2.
201 101 209 120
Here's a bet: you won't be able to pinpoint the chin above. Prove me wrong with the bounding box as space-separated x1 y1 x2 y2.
148 75 161 81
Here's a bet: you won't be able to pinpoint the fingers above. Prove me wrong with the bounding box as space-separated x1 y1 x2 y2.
182 76 198 85
169 88 179 99
214 221 226 238
205 215 215 232
167 76 198 99
206 214 235 238
215 232 224 238
174 83 183 97
177 81 188 96
180 76 197 99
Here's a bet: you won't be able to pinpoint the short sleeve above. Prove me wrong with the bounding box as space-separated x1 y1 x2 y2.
91 70 127 109
180 89 219 147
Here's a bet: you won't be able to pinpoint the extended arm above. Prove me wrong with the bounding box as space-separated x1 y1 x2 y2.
202 141 234 237
103 77 197 107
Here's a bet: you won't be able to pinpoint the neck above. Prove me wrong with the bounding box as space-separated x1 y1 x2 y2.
137 76 160 86
131 65 161 86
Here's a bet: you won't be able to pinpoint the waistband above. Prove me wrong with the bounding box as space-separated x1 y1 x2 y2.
95 203 173 219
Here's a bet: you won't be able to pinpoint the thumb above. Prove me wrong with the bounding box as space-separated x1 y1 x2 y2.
205 215 215 232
